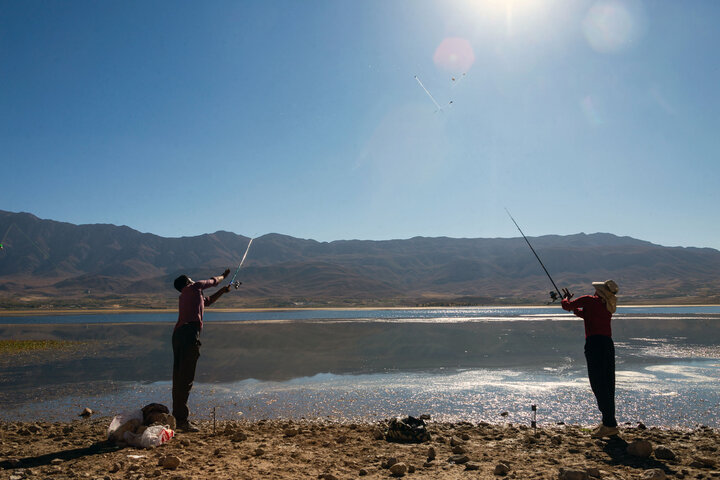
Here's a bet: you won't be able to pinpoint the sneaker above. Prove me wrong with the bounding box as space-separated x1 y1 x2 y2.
591 424 619 438
176 421 200 433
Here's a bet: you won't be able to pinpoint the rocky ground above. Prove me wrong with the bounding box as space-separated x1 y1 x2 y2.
0 418 718 480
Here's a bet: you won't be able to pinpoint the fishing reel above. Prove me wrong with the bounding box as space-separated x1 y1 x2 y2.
230 281 242 290
548 291 560 303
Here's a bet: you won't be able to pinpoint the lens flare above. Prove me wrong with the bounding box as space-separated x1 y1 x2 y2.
583 1 641 54
433 37 475 73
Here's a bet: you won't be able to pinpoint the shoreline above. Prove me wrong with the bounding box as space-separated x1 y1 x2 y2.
1 418 718 479
2 304 720 317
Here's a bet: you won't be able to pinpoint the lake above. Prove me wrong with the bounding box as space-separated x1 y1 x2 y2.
1 306 718 427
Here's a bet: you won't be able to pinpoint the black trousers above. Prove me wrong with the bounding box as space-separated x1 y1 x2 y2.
172 323 201 424
584 335 617 427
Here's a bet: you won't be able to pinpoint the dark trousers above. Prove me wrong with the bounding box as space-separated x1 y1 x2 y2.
584 335 617 427
172 323 201 424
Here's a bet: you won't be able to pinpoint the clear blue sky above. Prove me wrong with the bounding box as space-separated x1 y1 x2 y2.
2 1 719 249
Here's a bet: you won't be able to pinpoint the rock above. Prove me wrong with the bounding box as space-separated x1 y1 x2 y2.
465 462 480 471
389 462 407 476
552 435 563 445
253 448 264 456
79 408 93 418
420 414 431 420
692 456 717 468
372 428 384 440
109 463 121 473
586 467 601 477
50 458 63 465
654 445 677 460
335 435 347 444
450 454 470 464
461 433 471 441
641 469 666 480
558 468 588 480
450 436 465 446
161 456 181 470
381 457 398 469
452 445 467 454
637 422 647 430
283 428 298 437
500 411 509 417
319 474 339 480
494 463 510 475
427 446 436 460
627 439 653 458
231 432 247 442
407 465 415 473
359 468 368 476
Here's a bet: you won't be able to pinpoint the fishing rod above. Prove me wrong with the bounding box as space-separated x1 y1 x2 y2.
228 238 253 289
504 208 564 303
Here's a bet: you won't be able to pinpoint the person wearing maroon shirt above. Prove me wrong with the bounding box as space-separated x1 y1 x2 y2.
172 269 232 432
561 279 620 439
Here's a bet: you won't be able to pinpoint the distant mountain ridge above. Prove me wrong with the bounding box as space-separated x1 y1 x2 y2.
1 210 719 308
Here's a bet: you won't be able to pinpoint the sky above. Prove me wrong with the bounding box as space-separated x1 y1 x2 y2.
2 0 719 249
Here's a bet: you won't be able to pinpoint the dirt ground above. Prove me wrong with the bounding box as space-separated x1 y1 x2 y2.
1 418 718 480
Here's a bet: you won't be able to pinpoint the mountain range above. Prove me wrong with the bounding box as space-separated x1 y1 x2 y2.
1 210 719 308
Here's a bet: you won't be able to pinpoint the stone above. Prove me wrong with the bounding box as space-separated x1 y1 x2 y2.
450 436 465 446
465 462 480 471
461 433 471 441
654 445 677 460
231 432 247 442
359 468 368 476
586 467 601 477
450 454 470 464
381 457 398 469
161 456 181 470
389 462 407 476
558 468 589 480
284 428 298 437
641 469 666 480
500 411 509 417
494 463 510 475
452 445 467 454
319 474 339 480
79 408 93 417
372 428 384 440
427 446 436 460
627 439 653 458
253 448 264 456
420 414 431 420
692 456 717 468
407 465 416 473
51 458 64 465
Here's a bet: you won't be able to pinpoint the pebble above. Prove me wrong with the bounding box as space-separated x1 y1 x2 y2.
452 445 467 454
283 428 298 437
319 474 339 480
586 467 601 477
231 432 247 442
642 469 666 480
654 445 677 460
450 454 470 464
494 463 510 475
161 455 182 470
465 462 480 471
558 468 588 480
627 439 653 458
693 457 717 468
50 458 64 465
79 408 93 418
253 447 264 456
427 446 436 460
381 457 398 469
389 462 407 476
359 468 368 476
450 436 465 446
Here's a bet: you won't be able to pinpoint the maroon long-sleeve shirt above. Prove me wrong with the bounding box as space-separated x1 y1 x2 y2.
561 294 613 338
174 277 220 331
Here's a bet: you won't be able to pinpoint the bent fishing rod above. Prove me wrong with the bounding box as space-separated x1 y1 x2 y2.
228 238 253 289
504 208 564 302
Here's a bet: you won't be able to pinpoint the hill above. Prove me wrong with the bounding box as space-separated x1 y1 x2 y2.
1 210 719 308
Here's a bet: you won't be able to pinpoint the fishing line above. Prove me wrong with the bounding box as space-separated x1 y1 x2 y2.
414 75 443 112
229 238 253 288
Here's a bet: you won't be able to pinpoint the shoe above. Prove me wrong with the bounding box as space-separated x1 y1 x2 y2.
176 421 200 433
591 424 619 438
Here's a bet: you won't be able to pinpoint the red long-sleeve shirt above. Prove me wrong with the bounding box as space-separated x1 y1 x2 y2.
174 277 220 331
561 294 613 338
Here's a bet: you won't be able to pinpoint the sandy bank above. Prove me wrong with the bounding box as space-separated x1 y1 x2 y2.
1 419 718 479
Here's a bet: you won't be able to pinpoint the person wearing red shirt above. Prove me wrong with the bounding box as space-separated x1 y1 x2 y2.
561 279 620 439
172 269 232 432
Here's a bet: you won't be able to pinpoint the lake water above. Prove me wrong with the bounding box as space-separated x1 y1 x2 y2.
1 307 719 428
